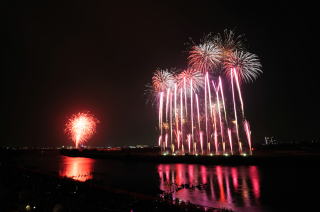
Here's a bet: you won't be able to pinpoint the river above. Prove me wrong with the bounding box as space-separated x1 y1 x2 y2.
16 151 320 212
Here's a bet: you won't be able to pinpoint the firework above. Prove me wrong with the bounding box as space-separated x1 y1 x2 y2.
224 50 262 83
244 120 252 155
176 68 204 93
150 30 263 156
188 41 222 73
65 112 99 148
152 69 176 92
214 29 244 55
230 69 240 144
195 94 201 132
227 128 233 155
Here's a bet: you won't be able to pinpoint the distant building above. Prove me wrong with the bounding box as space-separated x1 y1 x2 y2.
264 136 277 145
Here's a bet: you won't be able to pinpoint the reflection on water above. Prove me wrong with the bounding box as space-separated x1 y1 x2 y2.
59 156 95 182
158 164 261 211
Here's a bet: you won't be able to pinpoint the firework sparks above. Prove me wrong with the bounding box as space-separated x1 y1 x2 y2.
214 29 244 56
176 68 204 93
149 30 262 155
187 134 191 153
196 94 201 132
188 41 222 73
233 68 245 117
224 50 262 83
227 128 233 155
65 112 99 148
218 77 227 123
152 69 176 92
244 120 252 155
230 69 240 145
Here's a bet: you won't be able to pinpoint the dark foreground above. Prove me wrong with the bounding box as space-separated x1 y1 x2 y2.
0 162 231 212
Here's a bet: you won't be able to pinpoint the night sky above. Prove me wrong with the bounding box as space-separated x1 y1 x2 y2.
4 1 319 147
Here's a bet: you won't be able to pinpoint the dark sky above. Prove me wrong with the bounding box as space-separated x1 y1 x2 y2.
4 1 319 147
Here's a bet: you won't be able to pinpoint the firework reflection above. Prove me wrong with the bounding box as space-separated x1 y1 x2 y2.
158 164 261 211
59 156 95 182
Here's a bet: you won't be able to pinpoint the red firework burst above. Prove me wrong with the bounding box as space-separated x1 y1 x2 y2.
65 112 99 148
176 68 204 92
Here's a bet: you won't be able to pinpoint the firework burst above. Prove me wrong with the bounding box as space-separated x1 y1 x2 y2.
152 69 176 92
65 112 99 148
176 68 204 93
224 50 262 82
214 29 244 54
188 41 222 73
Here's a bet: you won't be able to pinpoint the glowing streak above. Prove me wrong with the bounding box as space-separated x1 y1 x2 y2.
174 84 179 150
158 135 162 147
219 77 228 125
206 73 213 147
244 120 252 155
165 133 168 149
180 88 183 152
231 69 240 145
215 81 224 147
190 79 194 141
206 75 213 149
187 134 191 153
196 94 201 132
176 131 180 151
183 77 187 117
200 131 204 154
206 73 213 117
212 81 219 154
234 68 245 117
227 128 233 155
159 92 164 136
170 91 173 148
166 88 170 122
213 108 218 154
204 73 208 143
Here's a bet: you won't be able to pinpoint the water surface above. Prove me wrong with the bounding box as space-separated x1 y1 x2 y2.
17 151 320 211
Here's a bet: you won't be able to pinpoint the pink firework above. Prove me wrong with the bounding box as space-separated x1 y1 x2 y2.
244 120 252 155
65 112 99 148
149 30 263 155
